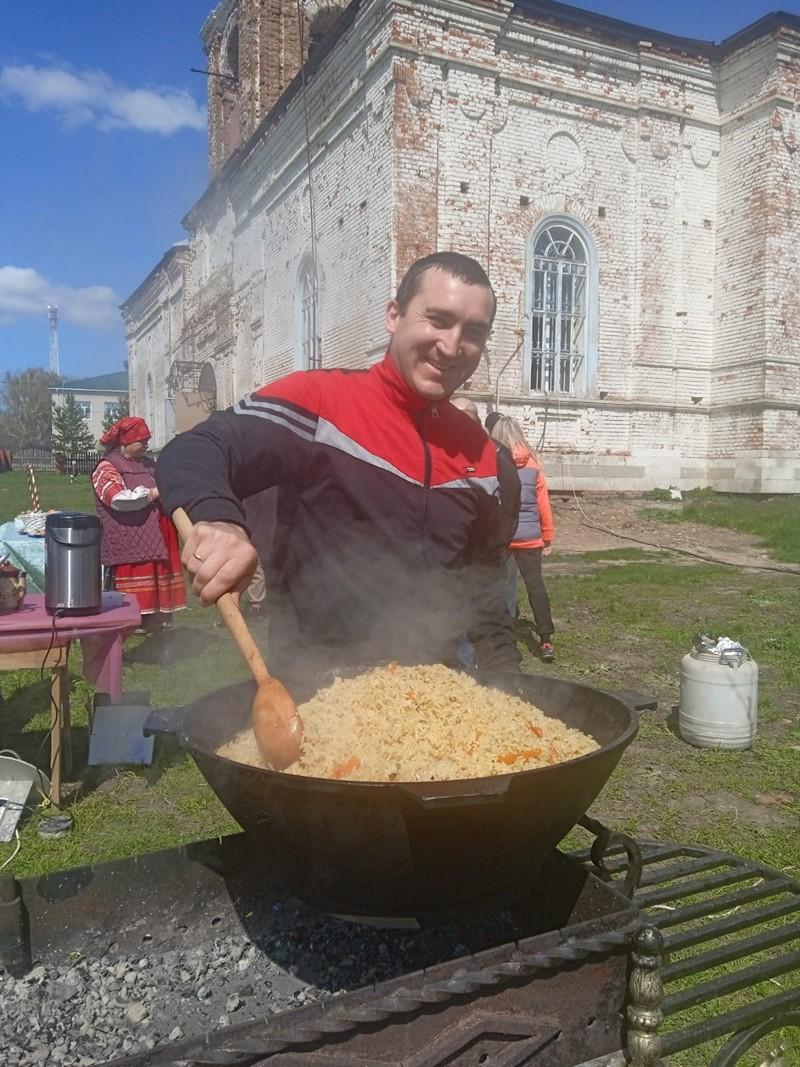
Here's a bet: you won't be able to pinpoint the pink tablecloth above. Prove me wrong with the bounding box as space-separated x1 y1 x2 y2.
0 593 141 702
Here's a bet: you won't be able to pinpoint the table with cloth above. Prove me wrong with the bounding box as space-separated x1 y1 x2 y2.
0 520 46 593
0 592 140 805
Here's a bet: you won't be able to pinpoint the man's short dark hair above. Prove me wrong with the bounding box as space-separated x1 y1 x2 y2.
484 411 501 432
395 252 496 321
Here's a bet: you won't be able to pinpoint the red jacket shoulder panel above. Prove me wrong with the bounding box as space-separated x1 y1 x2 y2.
429 406 499 486
253 364 498 488
255 369 327 415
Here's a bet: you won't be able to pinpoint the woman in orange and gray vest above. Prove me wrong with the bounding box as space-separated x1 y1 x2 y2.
489 416 556 662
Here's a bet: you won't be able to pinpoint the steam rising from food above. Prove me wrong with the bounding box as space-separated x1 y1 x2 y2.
217 664 598 782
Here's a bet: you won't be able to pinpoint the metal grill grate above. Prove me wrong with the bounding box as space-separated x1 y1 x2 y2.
574 840 800 1063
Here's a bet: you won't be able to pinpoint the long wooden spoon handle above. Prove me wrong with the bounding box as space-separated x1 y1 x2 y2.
172 507 271 687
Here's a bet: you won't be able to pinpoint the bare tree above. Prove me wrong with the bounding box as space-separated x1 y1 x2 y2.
0 368 62 449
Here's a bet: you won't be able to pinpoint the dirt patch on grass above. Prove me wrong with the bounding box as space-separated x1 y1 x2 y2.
678 790 799 831
593 790 799 842
552 495 774 568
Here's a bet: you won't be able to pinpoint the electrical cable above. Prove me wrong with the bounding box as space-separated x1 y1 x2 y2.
35 607 69 802
535 393 549 455
0 830 20 871
491 335 525 410
573 514 800 575
548 393 800 575
296 0 321 368
0 750 42 811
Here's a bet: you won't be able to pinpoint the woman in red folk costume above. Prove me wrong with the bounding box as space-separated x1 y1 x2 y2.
92 417 186 628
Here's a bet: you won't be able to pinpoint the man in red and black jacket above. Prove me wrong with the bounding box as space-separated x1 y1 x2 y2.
157 252 520 685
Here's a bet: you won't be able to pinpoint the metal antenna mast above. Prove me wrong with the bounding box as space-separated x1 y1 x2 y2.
48 305 60 376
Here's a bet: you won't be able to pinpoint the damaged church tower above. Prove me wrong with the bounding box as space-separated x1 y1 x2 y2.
203 0 349 173
124 0 800 494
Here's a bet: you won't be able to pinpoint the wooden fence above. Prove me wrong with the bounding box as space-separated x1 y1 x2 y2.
12 448 102 474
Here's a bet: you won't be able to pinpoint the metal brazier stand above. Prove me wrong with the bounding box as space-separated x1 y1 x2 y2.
4 817 800 1065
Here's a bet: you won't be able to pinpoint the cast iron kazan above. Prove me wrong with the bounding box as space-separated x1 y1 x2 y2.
145 671 638 923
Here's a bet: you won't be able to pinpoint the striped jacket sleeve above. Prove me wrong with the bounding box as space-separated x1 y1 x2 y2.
92 460 125 506
156 373 322 529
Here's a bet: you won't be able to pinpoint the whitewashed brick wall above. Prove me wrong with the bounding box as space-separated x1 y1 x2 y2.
124 0 800 490
123 247 189 449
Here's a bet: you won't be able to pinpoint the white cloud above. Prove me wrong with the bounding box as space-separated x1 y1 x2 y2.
0 266 119 330
0 63 205 135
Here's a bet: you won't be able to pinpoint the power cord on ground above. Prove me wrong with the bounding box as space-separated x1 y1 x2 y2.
35 607 69 801
546 391 800 576
0 829 20 871
572 513 800 575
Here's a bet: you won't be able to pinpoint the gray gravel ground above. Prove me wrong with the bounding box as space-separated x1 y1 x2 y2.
0 893 519 1066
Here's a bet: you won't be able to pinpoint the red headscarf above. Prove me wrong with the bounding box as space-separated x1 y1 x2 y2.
100 416 151 449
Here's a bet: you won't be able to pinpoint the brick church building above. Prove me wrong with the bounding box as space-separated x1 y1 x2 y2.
122 0 800 492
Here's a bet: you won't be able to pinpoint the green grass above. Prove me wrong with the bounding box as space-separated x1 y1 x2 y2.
0 468 95 517
648 490 800 564
514 556 800 875
516 557 800 1066
1 477 798 1064
644 506 685 524
0 605 243 878
561 547 670 563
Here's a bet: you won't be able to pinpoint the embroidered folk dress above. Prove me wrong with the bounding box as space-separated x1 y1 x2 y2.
92 451 187 616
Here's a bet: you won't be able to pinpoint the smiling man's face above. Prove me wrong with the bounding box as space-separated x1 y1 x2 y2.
386 268 494 401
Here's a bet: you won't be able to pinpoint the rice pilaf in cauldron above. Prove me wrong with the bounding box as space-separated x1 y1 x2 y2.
217 664 598 781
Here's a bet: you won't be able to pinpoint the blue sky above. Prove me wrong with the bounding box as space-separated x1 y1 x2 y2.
1 0 796 381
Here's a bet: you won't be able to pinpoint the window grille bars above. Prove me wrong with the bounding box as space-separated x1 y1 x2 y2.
530 225 588 394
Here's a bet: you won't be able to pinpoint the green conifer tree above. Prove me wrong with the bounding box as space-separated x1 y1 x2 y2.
101 394 130 434
51 393 96 453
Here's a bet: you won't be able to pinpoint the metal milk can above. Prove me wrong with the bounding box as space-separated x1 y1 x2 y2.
679 635 758 750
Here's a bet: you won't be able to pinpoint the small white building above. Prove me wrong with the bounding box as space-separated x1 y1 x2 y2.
123 0 800 492
50 370 129 448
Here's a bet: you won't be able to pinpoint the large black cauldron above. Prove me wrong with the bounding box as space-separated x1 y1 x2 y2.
146 672 638 923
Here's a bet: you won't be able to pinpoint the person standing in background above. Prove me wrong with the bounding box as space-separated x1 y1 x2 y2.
92 417 187 630
489 416 556 662
450 399 520 546
450 397 521 668
484 411 502 434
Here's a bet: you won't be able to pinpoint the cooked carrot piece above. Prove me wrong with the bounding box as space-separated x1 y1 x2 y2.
331 755 361 779
498 748 542 766
529 725 544 738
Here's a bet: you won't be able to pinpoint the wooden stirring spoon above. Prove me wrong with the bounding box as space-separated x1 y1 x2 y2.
172 508 303 770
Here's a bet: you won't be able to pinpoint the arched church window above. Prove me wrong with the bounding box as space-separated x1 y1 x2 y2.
295 257 321 370
225 25 239 80
220 22 240 157
527 218 597 395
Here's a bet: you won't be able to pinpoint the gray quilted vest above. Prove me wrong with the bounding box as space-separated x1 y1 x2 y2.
514 465 542 542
